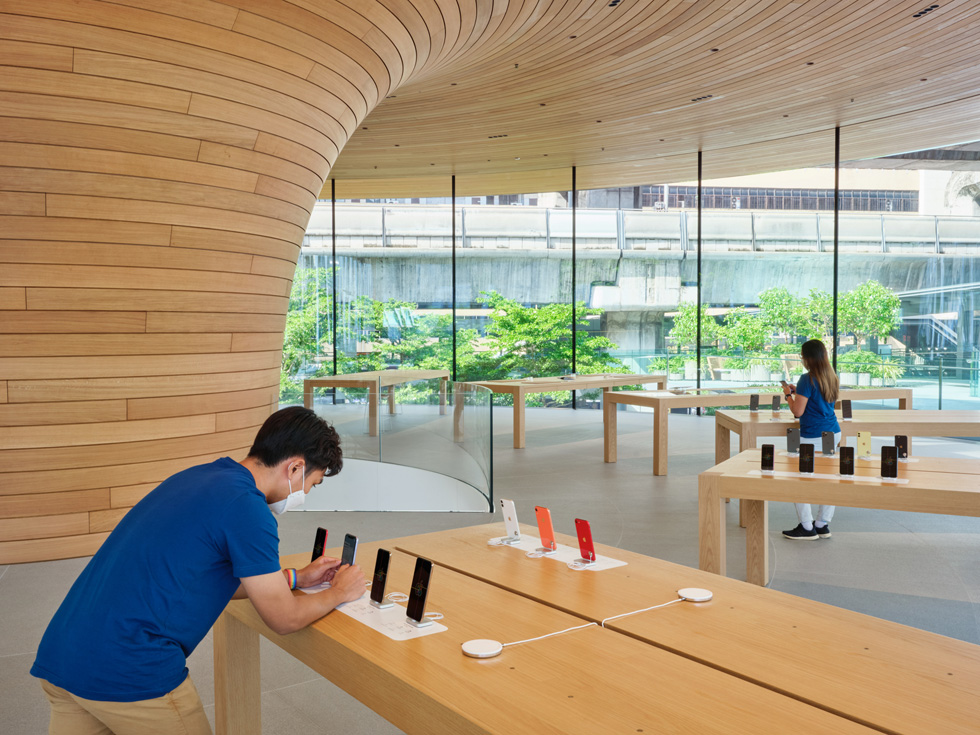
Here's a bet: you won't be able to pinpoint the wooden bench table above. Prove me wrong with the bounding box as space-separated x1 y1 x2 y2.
393 523 980 735
699 449 980 587
605 386 912 475
466 373 666 448
715 408 980 465
304 370 450 436
213 543 875 735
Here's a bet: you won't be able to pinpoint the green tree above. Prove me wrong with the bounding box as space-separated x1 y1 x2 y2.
721 306 769 352
667 302 720 348
839 280 901 349
757 287 797 339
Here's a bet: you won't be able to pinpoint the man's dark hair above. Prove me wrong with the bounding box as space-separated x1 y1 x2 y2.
247 406 342 477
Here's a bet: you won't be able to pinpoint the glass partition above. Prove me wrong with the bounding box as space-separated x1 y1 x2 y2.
838 138 980 409
699 139 837 392
456 186 575 409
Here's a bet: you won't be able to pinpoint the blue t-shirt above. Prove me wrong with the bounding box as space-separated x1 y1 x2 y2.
31 457 281 702
796 372 841 439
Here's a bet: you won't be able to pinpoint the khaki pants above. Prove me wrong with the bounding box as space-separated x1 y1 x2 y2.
40 677 212 735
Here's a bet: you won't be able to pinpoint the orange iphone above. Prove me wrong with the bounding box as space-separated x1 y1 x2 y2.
534 506 557 554
574 518 596 564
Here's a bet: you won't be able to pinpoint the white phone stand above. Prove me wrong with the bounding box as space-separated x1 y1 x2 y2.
536 545 558 556
406 616 433 628
498 535 522 546
370 599 394 609
575 557 597 567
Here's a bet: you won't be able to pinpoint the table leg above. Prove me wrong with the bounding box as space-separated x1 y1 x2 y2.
737 427 754 527
603 398 617 463
453 389 464 443
698 473 726 576
213 611 261 735
715 422 732 465
743 499 769 586
513 390 526 449
653 404 668 476
368 382 379 437
386 385 396 415
303 380 313 410
439 377 447 415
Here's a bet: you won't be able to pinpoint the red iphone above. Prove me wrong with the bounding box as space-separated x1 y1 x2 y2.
534 506 557 553
574 518 596 563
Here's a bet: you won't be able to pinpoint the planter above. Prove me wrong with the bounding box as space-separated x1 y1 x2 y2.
858 373 871 386
841 372 857 386
668 372 682 381
871 377 884 387
770 372 783 382
748 364 770 381
684 361 697 380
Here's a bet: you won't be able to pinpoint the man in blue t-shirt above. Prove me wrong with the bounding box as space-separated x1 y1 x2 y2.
31 406 364 734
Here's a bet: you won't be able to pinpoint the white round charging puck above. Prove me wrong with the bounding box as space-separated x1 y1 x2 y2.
461 639 504 658
677 587 713 602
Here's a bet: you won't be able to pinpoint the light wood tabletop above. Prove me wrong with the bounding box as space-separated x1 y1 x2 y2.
715 408 980 465
393 522 980 735
304 370 450 436
699 450 980 587
213 543 877 735
464 373 666 448
605 386 912 475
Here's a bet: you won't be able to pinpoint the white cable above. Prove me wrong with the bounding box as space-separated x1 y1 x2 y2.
386 592 408 603
566 559 596 571
424 612 444 621
501 622 598 648
600 597 684 627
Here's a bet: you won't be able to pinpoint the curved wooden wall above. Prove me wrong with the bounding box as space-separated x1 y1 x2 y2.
0 0 438 563
2 1 979 562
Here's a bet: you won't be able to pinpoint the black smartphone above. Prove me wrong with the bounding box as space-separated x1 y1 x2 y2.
839 446 855 476
895 435 908 460
771 395 781 411
786 427 800 455
841 399 852 420
822 431 836 456
749 394 760 412
761 444 775 472
799 443 815 474
370 549 393 608
406 557 434 626
881 446 899 478
311 527 327 563
341 533 358 566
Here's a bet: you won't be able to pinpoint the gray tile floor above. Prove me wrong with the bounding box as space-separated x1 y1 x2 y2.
3 407 979 734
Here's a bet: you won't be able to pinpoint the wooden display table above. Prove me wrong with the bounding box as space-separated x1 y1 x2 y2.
304 370 450 436
213 543 873 735
466 373 666 448
605 386 912 475
714 408 980 465
699 449 980 587
394 523 980 735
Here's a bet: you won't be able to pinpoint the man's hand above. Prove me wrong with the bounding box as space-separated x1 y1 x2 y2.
329 564 366 603
296 555 343 588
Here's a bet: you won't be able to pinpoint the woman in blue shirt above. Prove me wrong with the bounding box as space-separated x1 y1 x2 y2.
781 339 841 540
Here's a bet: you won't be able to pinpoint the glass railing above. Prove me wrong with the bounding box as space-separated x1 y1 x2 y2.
286 378 492 511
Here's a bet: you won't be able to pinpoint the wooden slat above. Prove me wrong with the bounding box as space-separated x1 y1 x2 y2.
0 191 45 215
0 399 127 426
145 312 287 334
0 287 26 309
0 488 111 519
0 39 73 71
169 225 300 261
0 512 89 542
0 333 233 357
0 215 172 245
0 532 111 564
89 507 129 534
0 311 147 334
1 352 279 380
25 288 288 314
215 405 275 433
0 240 254 274
110 482 157 509
0 413 216 450
128 386 278 420
230 333 286 352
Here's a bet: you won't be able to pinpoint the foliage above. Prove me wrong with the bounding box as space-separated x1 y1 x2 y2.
721 306 769 352
839 280 901 348
667 302 721 347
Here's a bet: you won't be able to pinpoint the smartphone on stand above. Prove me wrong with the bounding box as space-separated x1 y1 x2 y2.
821 431 836 456
857 431 872 459
771 395 781 413
370 549 394 608
341 533 358 566
405 558 434 627
311 527 328 563
534 506 557 554
574 518 596 565
499 498 521 545
881 446 899 479
895 435 908 460
761 444 775 474
841 399 853 421
799 444 815 474
749 394 759 412
786 427 800 455
839 446 855 476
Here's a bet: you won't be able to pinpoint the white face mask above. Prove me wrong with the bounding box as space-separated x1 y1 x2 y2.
269 465 306 516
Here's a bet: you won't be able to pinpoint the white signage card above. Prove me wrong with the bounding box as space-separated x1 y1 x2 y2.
300 584 447 640
488 536 628 571
748 469 909 485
